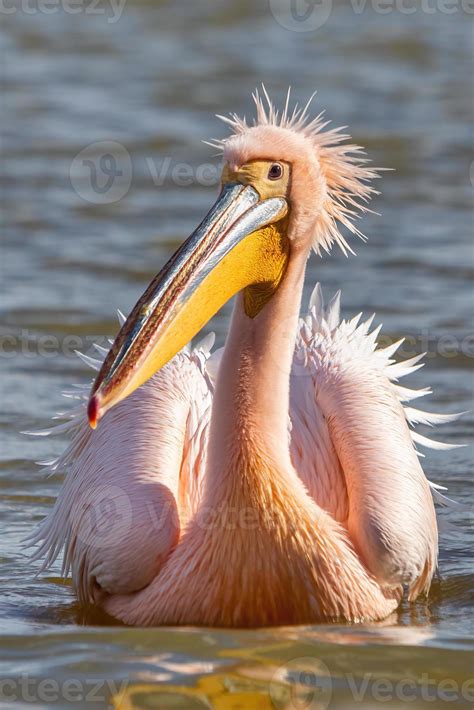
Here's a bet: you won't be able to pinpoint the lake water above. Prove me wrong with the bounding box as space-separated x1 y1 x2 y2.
1 1 473 708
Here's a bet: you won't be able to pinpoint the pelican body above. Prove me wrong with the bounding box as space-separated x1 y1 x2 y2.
28 90 460 627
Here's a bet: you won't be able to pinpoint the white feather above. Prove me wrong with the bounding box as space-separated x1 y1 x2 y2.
117 309 126 326
26 284 464 603
411 431 465 451
74 350 101 371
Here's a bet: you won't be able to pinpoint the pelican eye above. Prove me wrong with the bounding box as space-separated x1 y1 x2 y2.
267 163 283 180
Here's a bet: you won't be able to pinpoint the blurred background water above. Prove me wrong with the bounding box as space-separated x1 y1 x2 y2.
1 1 473 708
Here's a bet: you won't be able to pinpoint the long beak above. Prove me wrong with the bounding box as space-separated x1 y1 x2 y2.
87 183 289 428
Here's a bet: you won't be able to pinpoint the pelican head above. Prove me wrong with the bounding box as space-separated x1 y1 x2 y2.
88 89 378 427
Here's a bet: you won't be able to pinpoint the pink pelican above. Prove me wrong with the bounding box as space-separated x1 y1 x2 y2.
28 89 461 626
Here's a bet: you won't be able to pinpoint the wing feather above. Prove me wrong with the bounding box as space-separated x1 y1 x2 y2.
26 322 213 604
290 284 463 599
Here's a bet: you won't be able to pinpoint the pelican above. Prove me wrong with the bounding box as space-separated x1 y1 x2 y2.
28 89 461 627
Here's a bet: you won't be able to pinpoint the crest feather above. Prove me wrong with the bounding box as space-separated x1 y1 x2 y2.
209 86 381 256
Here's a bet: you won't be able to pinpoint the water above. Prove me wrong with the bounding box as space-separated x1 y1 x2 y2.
1 1 473 708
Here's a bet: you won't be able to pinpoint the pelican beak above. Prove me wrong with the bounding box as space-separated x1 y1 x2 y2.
88 183 289 427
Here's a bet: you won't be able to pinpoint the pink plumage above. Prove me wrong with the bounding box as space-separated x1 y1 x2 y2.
26 90 463 626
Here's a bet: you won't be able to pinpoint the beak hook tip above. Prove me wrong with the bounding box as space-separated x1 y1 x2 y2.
87 394 100 430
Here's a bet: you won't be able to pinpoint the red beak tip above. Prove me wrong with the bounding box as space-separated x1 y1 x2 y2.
87 395 100 430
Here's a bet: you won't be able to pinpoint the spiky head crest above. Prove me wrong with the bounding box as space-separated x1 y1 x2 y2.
207 87 380 256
